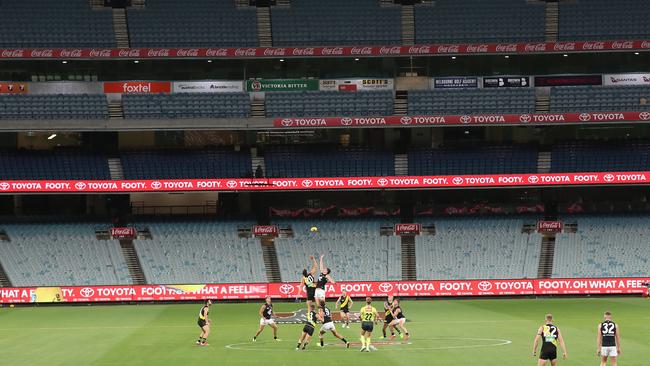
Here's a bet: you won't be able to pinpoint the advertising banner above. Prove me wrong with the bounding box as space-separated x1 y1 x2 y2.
536 221 564 233
319 79 394 92
432 77 479 89
103 81 171 94
274 111 650 128
0 41 648 60
246 79 319 92
172 81 244 93
2 277 647 303
534 75 602 87
394 223 421 236
483 76 530 88
110 227 137 239
0 82 28 94
0 171 648 194
252 225 279 237
603 73 650 86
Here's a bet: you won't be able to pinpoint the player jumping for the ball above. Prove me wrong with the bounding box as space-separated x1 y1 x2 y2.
315 254 335 303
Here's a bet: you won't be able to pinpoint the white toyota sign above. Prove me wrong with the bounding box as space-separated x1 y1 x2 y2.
172 81 245 93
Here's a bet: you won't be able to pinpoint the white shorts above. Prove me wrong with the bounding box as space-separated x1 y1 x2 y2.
260 318 275 326
320 322 336 332
315 288 326 300
601 346 618 357
392 318 406 326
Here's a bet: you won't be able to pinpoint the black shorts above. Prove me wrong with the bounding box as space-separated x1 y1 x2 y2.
306 288 316 301
361 321 374 332
341 307 349 314
384 314 394 324
539 349 557 361
198 319 207 328
303 324 315 336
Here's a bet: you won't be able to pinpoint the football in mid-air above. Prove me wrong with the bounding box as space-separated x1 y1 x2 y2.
310 226 318 233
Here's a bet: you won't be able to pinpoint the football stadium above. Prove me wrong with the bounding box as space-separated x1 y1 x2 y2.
0 0 650 365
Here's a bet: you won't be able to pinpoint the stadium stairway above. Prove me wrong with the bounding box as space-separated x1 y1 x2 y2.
112 8 131 48
0 260 12 287
108 100 124 119
401 236 416 280
119 239 147 285
401 4 415 45
251 100 266 118
257 6 273 47
108 157 125 180
537 151 552 173
394 90 408 115
261 238 282 282
537 235 556 278
394 154 408 176
544 0 559 42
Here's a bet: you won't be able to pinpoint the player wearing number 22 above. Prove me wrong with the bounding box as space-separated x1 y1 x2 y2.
597 311 621 366
532 314 568 366
359 297 378 352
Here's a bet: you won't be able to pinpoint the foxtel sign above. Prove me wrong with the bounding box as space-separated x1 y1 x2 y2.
274 111 650 128
0 172 648 193
1 278 647 303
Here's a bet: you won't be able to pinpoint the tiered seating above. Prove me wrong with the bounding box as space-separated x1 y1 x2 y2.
121 149 252 179
409 146 538 175
271 0 401 46
559 0 650 41
265 145 395 178
0 0 115 47
0 150 110 180
0 223 131 286
274 219 402 282
122 93 250 119
551 141 650 173
266 91 393 118
415 0 545 44
554 216 649 277
127 0 257 47
416 217 540 280
550 86 650 113
408 89 536 115
0 95 108 120
134 221 265 284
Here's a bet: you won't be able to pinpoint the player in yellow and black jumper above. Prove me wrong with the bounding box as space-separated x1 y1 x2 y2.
359 297 378 352
336 290 353 328
301 256 318 311
532 314 568 366
381 295 401 339
196 299 212 346
296 303 320 350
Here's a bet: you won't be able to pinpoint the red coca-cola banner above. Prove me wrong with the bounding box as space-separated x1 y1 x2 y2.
2 277 647 303
537 220 564 233
252 225 279 237
110 227 137 239
274 111 650 128
0 171 648 193
0 41 647 60
394 223 421 236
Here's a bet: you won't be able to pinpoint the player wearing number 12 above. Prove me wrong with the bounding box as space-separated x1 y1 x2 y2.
597 311 621 366
359 297 378 352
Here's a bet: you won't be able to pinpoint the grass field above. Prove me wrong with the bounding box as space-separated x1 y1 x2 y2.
1 297 648 366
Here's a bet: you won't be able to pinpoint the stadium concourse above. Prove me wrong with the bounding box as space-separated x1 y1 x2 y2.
2 0 650 365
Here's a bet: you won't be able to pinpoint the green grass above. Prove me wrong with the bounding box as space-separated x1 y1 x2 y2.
1 297 649 366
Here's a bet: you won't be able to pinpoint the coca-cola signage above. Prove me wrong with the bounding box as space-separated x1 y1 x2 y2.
536 221 564 233
252 225 279 237
110 227 137 239
395 223 421 236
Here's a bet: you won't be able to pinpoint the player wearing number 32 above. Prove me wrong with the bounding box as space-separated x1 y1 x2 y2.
597 311 621 366
532 314 568 366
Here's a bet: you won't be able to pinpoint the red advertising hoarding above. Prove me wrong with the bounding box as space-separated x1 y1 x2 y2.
103 81 171 94
536 221 564 233
394 223 421 236
0 41 648 60
1 277 647 303
0 171 647 193
273 111 650 128
110 227 137 239
252 225 279 237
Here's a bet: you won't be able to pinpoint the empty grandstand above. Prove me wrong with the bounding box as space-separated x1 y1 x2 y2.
559 0 650 41
551 141 650 173
408 89 536 115
0 223 132 286
550 86 650 113
274 219 402 282
134 221 265 284
553 216 649 278
416 217 540 280
0 95 108 120
265 91 393 118
409 146 538 175
122 93 251 119
0 150 110 180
